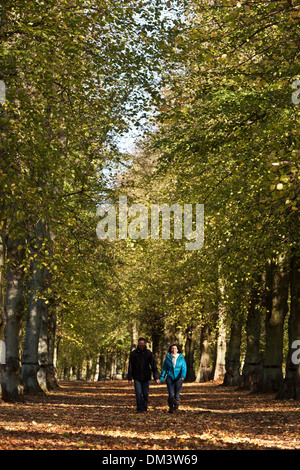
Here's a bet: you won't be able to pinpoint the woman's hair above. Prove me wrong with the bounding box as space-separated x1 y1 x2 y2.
168 343 181 353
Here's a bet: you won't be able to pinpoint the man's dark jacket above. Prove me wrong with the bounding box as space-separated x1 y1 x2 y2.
127 347 159 381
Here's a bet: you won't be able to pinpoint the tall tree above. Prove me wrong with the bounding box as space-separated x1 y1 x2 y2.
0 0 182 400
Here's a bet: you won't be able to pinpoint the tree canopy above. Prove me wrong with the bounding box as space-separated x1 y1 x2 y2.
0 0 299 400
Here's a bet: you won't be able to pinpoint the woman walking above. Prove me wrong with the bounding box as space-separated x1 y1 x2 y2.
160 344 187 413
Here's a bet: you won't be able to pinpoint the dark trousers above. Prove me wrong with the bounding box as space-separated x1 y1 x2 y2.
134 380 149 412
166 377 183 405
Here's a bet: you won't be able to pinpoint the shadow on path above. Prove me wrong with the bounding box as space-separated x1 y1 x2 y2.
0 380 299 450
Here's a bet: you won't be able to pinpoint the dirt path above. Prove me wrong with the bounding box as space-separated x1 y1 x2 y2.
0 380 299 450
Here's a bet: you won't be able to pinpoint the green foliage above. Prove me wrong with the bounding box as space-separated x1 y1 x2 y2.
1 0 299 375
99 0 299 358
0 0 185 372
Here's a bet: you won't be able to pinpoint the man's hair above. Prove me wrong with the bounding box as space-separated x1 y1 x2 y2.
138 337 146 343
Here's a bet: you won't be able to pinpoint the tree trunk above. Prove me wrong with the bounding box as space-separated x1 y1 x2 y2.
196 324 213 382
47 308 59 389
105 353 112 380
240 279 263 391
131 321 139 350
70 365 77 381
213 277 227 381
61 363 68 380
94 353 100 381
0 236 6 393
86 356 93 381
37 290 50 393
79 360 87 380
116 351 123 380
223 314 242 386
111 355 117 380
277 254 300 399
148 303 164 367
161 321 175 369
1 237 25 401
151 330 161 367
260 258 289 392
123 322 138 378
185 323 197 382
21 220 47 394
98 352 106 380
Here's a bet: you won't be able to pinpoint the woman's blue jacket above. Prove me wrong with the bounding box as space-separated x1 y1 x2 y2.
160 353 187 382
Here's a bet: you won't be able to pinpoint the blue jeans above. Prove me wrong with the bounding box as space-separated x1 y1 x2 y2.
134 380 149 412
166 377 183 403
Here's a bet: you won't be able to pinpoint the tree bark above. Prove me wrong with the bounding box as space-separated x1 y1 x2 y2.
185 323 197 382
277 254 300 399
86 356 93 381
1 237 25 401
240 279 263 391
105 353 112 380
98 351 106 380
260 258 289 392
148 303 164 366
116 351 123 380
0 236 6 393
151 329 161 367
37 289 50 393
131 321 139 351
223 314 242 386
47 307 59 389
196 323 213 382
21 220 47 394
161 321 175 368
213 277 227 381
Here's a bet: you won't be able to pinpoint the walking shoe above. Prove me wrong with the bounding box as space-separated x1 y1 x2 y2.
168 397 175 413
174 399 179 411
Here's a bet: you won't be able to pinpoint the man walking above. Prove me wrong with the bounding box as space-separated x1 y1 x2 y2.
127 338 160 412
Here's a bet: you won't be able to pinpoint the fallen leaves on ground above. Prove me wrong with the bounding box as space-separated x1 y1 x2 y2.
0 380 299 450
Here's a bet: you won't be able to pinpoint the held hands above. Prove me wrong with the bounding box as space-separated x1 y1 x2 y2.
128 379 161 384
128 379 182 384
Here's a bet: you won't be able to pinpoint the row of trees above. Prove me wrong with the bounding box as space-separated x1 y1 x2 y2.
79 0 299 399
0 0 183 401
1 0 299 401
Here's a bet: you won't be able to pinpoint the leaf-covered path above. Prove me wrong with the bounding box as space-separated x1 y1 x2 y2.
0 380 299 450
